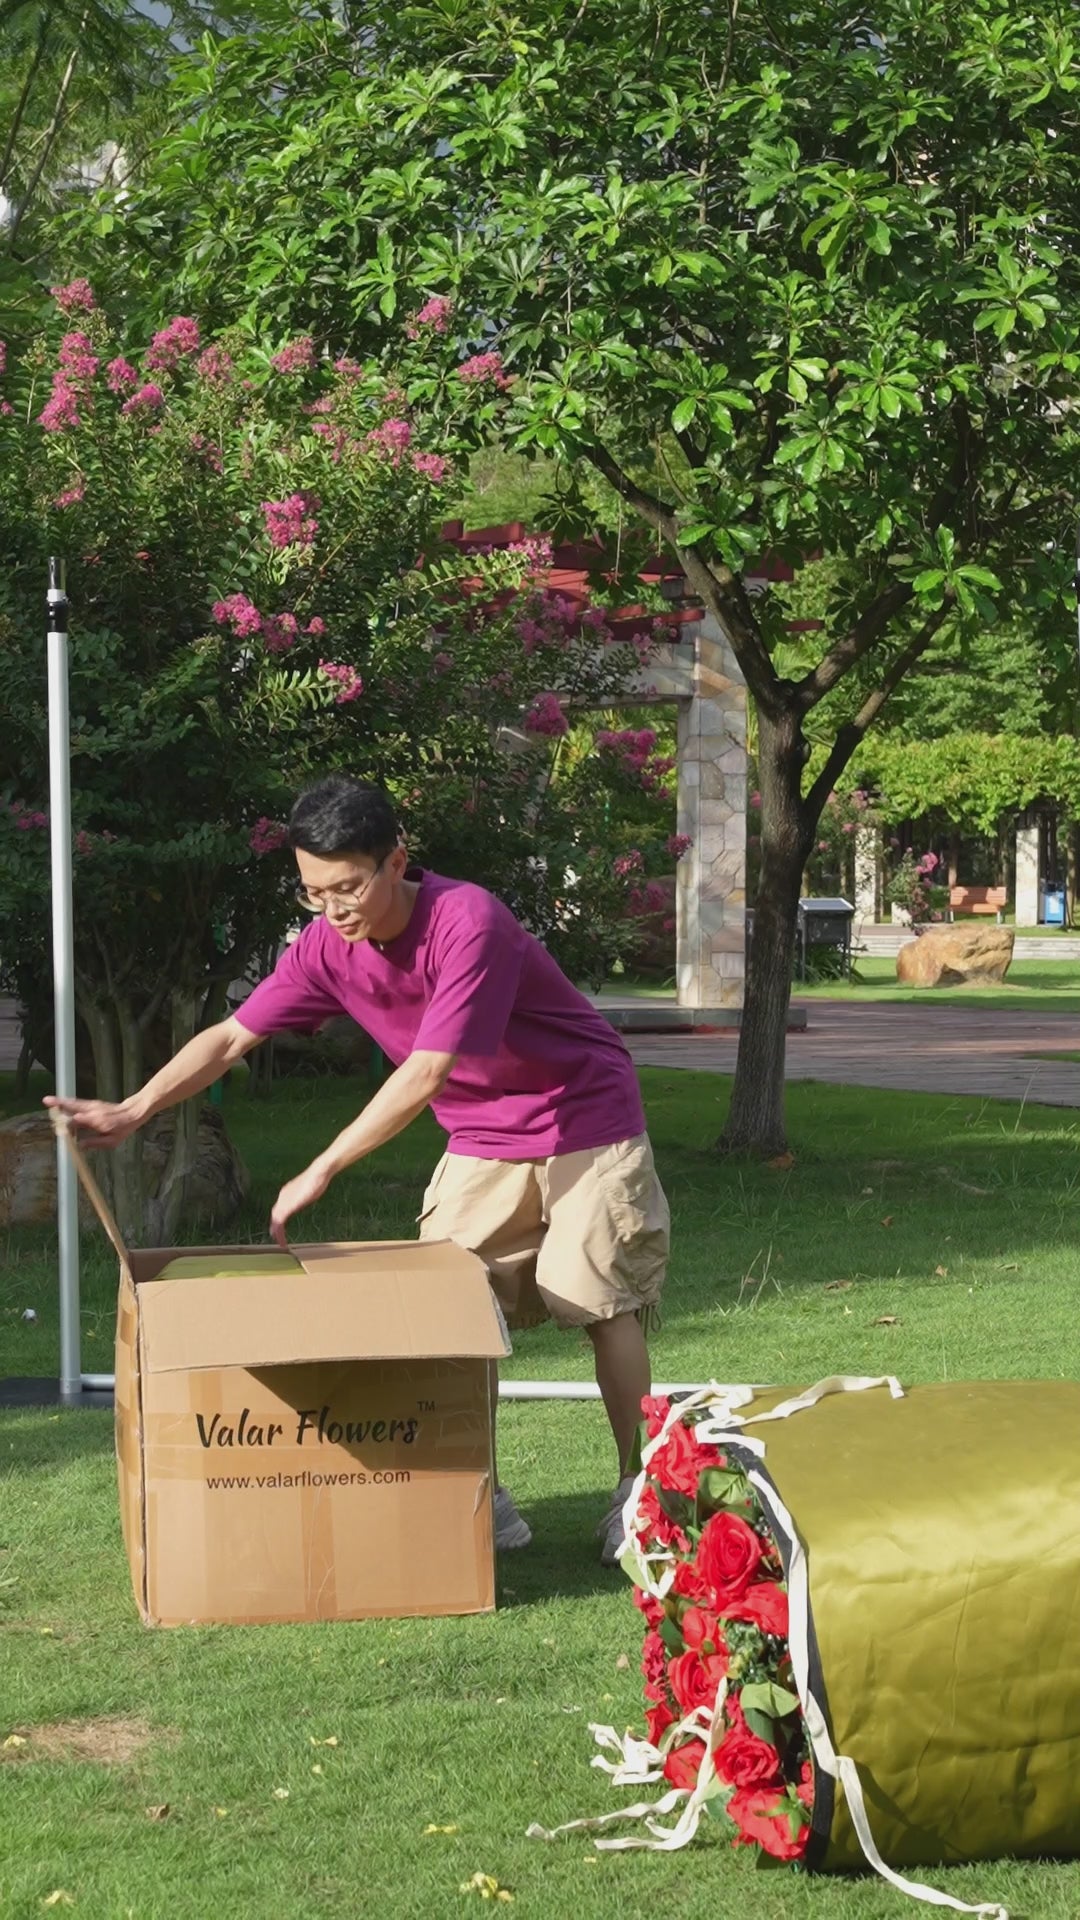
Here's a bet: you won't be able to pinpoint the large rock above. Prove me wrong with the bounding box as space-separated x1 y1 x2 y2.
896 923 1014 988
0 1106 249 1231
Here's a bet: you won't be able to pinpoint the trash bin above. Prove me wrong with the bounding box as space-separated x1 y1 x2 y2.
1042 888 1066 927
797 898 855 981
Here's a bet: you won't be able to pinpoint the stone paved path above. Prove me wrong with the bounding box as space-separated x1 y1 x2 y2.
4 994 1079 1107
628 999 1080 1108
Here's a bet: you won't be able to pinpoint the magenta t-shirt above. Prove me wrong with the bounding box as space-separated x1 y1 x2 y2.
235 870 646 1159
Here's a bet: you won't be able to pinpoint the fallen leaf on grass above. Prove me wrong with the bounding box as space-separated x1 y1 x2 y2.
311 1765 324 1777
3 1734 27 1749
460 1872 513 1902
934 1266 948 1278
424 1824 459 1836
615 1653 630 1671
861 1187 874 1196
145 1805 170 1822
823 1280 853 1294
998 1263 1019 1273
213 1807 228 1818
42 1896 74 1910
768 1152 796 1171
309 1736 339 1748
272 1788 289 1800
872 1316 901 1327
880 1216 894 1228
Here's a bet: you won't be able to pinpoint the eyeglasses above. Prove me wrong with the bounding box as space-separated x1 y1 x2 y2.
294 856 388 915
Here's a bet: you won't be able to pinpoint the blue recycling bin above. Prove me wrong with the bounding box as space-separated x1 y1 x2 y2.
1042 888 1066 926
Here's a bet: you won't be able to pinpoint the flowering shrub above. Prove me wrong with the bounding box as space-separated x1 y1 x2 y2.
885 849 949 924
0 285 656 1234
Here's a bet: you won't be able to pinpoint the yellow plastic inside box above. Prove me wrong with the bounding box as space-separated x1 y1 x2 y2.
158 1254 304 1278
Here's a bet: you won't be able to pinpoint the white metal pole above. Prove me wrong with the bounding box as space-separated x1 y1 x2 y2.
47 555 81 1400
66 1376 707 1400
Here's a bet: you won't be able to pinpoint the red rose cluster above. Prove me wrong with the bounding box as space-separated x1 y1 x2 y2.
628 1396 813 1862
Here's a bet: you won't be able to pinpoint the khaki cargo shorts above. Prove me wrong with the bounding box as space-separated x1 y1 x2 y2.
417 1133 670 1331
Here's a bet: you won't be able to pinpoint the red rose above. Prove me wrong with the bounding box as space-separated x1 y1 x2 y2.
641 1393 672 1439
646 1700 675 1746
715 1725 782 1790
662 1738 707 1792
797 1758 815 1810
648 1420 725 1497
632 1585 666 1629
680 1607 727 1657
668 1650 727 1716
723 1580 789 1638
642 1629 668 1702
671 1559 711 1602
695 1511 763 1604
635 1484 690 1554
728 1786 810 1861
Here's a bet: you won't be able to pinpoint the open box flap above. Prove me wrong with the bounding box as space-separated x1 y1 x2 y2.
51 1112 133 1272
137 1240 511 1372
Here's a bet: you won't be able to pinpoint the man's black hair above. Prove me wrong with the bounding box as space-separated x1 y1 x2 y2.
288 776 401 860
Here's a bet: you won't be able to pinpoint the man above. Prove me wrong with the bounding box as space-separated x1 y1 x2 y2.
47 776 670 1563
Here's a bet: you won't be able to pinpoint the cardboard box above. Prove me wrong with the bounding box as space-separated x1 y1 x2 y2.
60 1125 510 1627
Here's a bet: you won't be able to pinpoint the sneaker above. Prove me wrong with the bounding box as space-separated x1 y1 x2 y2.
598 1476 636 1567
493 1486 533 1551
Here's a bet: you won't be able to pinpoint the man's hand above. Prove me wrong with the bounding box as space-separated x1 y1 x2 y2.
270 1161 333 1249
44 1095 140 1149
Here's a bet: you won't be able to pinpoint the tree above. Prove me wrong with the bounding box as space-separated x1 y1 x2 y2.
0 284 666 1238
60 0 1080 1151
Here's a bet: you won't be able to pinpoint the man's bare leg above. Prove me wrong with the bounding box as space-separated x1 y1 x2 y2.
587 1310 651 1477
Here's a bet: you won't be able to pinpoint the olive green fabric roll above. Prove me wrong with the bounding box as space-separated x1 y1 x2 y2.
746 1380 1080 1872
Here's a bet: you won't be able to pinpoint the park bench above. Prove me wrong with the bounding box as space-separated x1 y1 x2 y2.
949 885 1006 922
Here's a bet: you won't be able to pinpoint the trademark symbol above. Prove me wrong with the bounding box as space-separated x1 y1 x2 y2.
418 1399 435 1413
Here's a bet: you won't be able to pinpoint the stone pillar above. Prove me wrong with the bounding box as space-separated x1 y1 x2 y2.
1015 820 1040 927
676 617 747 1010
854 828 880 928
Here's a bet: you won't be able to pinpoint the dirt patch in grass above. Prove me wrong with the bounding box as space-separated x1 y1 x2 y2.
1 1716 167 1765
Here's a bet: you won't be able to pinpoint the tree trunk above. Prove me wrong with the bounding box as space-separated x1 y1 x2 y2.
719 707 814 1155
77 986 219 1244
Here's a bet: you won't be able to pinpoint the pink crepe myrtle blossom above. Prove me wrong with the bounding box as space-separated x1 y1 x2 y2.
367 417 412 463
406 295 453 339
0 401 12 416
667 834 693 861
250 817 288 856
14 810 48 829
457 351 511 391
145 317 200 371
319 660 363 703
305 616 326 638
333 354 364 382
917 851 940 876
614 849 645 877
38 378 81 432
53 482 86 509
121 382 165 418
263 612 300 652
211 593 263 638
270 336 316 375
57 332 99 381
411 450 449 484
262 492 320 550
50 278 96 313
106 356 138 392
523 691 568 736
628 880 669 917
195 344 234 386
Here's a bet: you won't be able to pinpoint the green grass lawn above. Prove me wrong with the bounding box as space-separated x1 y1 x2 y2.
796 955 1080 1010
3 1068 1080 1918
